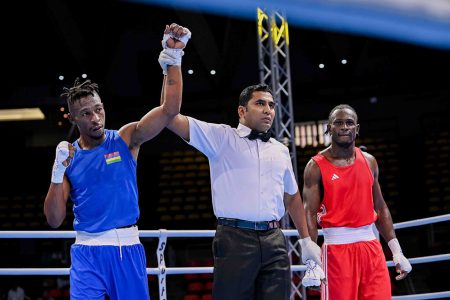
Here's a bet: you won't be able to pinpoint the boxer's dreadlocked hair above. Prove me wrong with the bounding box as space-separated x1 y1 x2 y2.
61 78 100 106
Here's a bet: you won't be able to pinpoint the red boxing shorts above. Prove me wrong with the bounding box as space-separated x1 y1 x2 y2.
321 239 391 300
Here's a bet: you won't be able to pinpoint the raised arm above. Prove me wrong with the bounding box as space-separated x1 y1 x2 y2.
160 65 190 141
302 159 323 243
165 111 190 141
119 23 191 157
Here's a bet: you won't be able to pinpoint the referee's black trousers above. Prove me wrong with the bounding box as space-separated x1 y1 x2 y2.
212 225 291 300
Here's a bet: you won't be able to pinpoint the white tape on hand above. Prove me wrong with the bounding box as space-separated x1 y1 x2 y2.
299 237 322 267
388 238 412 273
161 33 171 49
51 141 71 184
302 259 325 287
158 48 184 75
175 28 191 47
161 28 191 49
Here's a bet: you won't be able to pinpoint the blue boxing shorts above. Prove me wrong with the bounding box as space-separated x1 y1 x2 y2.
70 226 150 300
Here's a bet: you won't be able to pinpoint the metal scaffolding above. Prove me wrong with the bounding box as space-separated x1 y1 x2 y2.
256 8 305 299
256 9 298 178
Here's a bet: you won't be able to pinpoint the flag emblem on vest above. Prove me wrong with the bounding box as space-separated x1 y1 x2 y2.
104 151 122 165
331 174 340 181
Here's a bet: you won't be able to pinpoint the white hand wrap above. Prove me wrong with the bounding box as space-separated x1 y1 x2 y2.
161 29 192 49
161 33 171 49
158 48 184 75
388 238 412 273
159 28 191 75
51 141 70 184
302 259 325 287
299 237 322 266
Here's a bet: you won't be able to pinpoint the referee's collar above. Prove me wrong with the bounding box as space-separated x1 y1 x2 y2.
236 123 272 142
236 123 252 138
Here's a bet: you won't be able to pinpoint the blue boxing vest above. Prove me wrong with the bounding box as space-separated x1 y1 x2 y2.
66 130 139 233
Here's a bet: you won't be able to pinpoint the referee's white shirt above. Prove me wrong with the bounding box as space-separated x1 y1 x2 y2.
187 117 298 222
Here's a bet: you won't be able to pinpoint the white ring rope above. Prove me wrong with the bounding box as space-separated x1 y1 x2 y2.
392 214 450 230
392 291 450 300
386 254 450 267
1 253 448 276
0 214 449 299
1 214 448 239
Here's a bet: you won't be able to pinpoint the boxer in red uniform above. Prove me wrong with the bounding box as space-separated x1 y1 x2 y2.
302 104 412 299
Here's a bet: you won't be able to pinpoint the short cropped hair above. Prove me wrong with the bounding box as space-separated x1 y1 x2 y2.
238 83 273 107
325 104 358 134
328 104 358 123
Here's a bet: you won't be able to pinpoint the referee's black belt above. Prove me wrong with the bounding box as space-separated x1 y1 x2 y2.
217 217 280 231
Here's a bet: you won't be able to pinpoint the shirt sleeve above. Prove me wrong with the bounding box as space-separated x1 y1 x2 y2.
283 149 299 195
187 116 228 158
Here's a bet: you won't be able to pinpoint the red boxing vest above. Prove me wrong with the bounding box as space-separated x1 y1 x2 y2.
312 147 378 228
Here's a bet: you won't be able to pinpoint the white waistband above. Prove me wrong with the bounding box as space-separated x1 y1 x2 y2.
75 226 140 246
322 224 377 245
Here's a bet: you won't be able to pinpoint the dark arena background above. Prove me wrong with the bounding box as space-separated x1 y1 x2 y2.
0 1 449 299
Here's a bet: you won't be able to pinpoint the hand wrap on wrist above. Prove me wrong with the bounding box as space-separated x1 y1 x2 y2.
161 29 191 49
299 237 322 267
302 259 325 287
51 141 71 184
158 48 184 75
388 238 412 273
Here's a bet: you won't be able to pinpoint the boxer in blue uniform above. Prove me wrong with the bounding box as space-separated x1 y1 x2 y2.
44 23 191 300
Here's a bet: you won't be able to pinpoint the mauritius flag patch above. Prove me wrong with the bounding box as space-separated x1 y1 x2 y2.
104 151 122 165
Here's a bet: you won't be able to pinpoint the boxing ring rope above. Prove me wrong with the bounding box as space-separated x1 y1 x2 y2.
0 214 449 300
